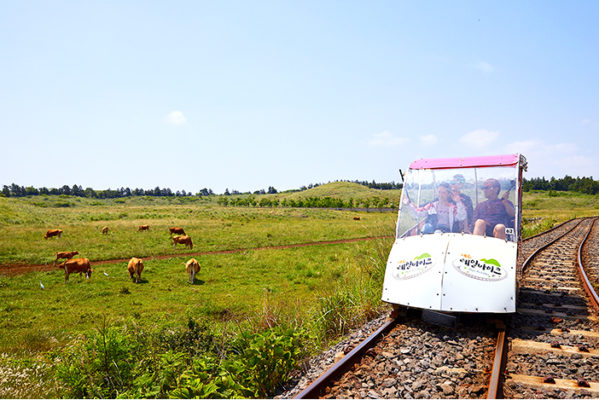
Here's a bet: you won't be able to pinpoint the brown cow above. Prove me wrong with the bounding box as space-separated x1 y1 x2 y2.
184 258 201 284
137 225 150 232
127 257 144 283
59 258 93 283
101 226 109 235
353 217 361 221
44 229 63 239
173 235 193 250
169 227 186 236
54 251 79 266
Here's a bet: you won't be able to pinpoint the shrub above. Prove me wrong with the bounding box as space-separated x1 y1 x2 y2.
156 318 219 356
54 322 137 398
170 326 307 398
52 317 308 399
522 218 556 238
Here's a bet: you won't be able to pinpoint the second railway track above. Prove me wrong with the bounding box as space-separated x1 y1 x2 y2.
502 218 599 398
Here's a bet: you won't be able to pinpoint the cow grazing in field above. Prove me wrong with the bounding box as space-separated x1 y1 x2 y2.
59 258 93 283
137 225 150 232
169 227 186 236
102 226 109 235
54 251 79 266
184 258 201 284
353 217 361 221
44 229 63 239
127 257 144 283
173 235 193 250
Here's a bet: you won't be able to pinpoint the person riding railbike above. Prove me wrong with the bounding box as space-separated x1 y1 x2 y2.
406 182 467 234
450 174 474 233
473 178 515 239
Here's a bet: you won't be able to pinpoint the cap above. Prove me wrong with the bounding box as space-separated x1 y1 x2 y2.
451 174 466 184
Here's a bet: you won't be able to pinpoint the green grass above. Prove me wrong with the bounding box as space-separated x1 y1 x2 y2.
278 181 401 203
1 185 598 397
0 240 389 354
0 196 393 265
522 190 599 219
0 237 391 398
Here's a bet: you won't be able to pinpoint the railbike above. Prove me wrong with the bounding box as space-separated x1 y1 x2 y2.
382 154 527 313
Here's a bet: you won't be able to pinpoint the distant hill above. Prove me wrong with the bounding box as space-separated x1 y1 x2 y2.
277 181 401 203
215 181 400 209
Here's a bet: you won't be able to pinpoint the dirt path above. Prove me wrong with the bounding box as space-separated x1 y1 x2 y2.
0 235 394 277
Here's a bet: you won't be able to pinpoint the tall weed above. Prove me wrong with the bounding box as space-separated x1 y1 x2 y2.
53 319 137 398
52 316 308 399
312 278 386 342
521 217 557 238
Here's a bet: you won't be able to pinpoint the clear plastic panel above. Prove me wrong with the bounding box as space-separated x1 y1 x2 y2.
397 166 518 241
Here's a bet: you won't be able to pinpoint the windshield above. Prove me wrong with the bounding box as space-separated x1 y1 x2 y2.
397 166 519 242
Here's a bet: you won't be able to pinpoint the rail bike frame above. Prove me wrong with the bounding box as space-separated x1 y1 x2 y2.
382 154 527 313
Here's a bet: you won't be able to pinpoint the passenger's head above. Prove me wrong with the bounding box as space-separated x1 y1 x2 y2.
450 174 466 193
438 182 451 201
482 178 501 198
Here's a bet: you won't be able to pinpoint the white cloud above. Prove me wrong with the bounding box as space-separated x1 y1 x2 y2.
474 61 494 74
561 154 595 169
504 139 596 177
582 118 591 126
368 130 409 147
547 142 578 154
166 111 187 126
420 134 438 146
504 140 541 154
505 139 578 158
459 129 499 149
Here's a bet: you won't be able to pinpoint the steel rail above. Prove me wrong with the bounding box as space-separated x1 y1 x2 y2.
487 329 507 399
487 218 585 399
294 318 398 399
521 218 585 275
577 217 599 312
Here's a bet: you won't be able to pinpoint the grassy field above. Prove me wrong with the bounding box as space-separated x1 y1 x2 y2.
523 190 599 218
0 185 598 397
0 240 386 352
275 181 401 204
0 239 389 398
0 195 393 265
0 186 394 398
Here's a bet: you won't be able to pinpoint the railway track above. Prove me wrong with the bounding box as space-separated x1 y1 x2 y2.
299 315 497 399
280 218 599 399
500 218 599 398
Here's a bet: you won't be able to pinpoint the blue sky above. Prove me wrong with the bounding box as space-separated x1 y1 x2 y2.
1 1 598 194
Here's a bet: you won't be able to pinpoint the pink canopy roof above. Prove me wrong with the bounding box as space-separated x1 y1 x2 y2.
409 154 519 170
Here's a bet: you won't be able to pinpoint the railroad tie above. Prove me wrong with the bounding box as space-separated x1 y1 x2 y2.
506 374 599 394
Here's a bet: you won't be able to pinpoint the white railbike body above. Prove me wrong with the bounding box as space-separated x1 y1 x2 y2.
382 154 526 314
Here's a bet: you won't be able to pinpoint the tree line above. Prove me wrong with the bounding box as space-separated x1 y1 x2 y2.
9 176 597 200
522 176 599 195
0 179 402 199
1 184 215 198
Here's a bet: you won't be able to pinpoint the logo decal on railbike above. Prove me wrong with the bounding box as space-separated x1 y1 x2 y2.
392 253 435 280
452 254 507 281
